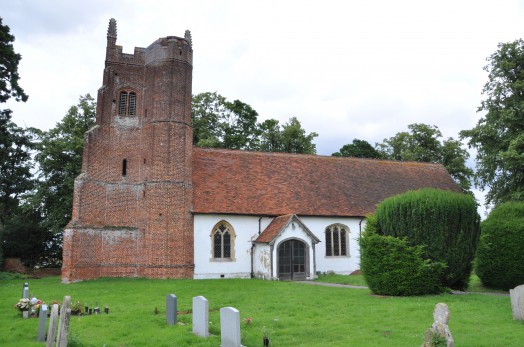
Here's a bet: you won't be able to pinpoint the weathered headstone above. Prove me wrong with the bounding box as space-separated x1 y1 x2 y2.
166 294 177 325
56 296 71 347
510 284 524 320
37 304 48 342
22 283 29 299
46 304 59 347
192 296 209 337
220 307 242 347
421 303 453 347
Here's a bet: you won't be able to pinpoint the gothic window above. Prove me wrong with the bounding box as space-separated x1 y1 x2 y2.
118 91 137 116
211 221 235 260
325 224 349 256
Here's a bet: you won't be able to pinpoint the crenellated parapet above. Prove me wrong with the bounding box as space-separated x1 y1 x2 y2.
105 18 192 66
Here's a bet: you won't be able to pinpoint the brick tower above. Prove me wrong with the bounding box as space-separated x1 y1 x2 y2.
61 19 194 282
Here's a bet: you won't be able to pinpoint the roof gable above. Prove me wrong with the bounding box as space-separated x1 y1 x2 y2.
255 214 320 244
192 148 462 217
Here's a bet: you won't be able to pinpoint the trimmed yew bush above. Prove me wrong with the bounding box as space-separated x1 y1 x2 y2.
475 202 524 290
373 188 480 290
360 216 445 295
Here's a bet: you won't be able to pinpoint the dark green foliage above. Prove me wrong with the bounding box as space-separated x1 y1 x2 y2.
375 188 480 290
461 39 524 205
34 94 96 235
378 123 473 192
191 92 318 153
475 202 524 290
359 215 445 296
332 139 381 158
0 17 28 103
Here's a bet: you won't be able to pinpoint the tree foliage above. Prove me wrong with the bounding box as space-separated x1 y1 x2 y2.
359 215 445 296
0 17 28 103
460 39 524 205
475 202 524 290
0 18 30 266
378 123 473 192
191 92 317 154
34 94 96 235
372 188 480 290
332 139 381 158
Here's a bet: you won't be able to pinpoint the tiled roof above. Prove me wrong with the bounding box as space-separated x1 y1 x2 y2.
255 214 321 244
192 148 462 217
255 215 293 243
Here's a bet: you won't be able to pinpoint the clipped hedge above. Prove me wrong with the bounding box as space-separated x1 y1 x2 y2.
374 188 480 290
475 202 524 290
360 218 445 296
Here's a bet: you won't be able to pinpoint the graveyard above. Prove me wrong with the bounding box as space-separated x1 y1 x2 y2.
1 274 523 346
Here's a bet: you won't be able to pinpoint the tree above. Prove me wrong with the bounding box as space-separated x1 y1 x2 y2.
192 92 318 154
362 188 480 292
332 139 381 158
33 94 96 235
280 117 317 154
378 123 473 192
0 17 28 103
460 39 524 205
191 92 260 150
475 202 524 290
0 17 30 266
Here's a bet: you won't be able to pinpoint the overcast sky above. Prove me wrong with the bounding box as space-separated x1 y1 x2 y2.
3 0 524 214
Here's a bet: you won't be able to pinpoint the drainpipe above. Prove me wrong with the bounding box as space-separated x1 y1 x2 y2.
251 242 255 278
359 217 365 239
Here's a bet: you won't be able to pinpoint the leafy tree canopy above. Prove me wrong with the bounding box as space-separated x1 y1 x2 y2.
378 123 473 192
0 17 27 103
191 92 318 154
33 94 96 234
332 139 381 158
460 39 524 205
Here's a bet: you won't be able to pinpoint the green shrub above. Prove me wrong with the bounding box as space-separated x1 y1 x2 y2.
360 226 445 296
374 188 480 289
475 202 524 290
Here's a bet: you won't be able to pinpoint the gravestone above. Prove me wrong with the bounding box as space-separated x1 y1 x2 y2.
166 294 177 325
37 304 48 342
46 304 59 347
192 296 209 337
421 303 453 347
56 296 71 347
510 284 524 320
220 307 242 347
22 283 29 299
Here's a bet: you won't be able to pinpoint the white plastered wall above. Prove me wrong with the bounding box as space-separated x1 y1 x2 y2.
193 214 365 279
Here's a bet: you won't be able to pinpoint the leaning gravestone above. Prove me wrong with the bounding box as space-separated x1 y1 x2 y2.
220 307 242 347
37 304 48 342
56 296 71 347
166 294 177 325
421 303 454 347
192 296 209 337
46 304 59 347
510 284 524 320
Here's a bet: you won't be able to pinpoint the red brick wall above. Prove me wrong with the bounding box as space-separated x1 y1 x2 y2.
62 21 194 282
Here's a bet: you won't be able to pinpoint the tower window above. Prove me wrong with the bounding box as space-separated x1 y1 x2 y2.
122 159 127 176
118 91 137 116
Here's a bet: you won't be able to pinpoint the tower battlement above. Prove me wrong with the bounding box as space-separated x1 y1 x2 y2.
105 18 193 66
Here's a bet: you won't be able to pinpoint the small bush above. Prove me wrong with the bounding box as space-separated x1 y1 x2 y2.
375 188 480 289
475 202 524 290
360 216 445 296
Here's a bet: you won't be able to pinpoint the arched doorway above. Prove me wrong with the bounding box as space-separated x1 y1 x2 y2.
278 239 307 280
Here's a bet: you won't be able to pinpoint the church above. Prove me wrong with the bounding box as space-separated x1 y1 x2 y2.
61 19 461 283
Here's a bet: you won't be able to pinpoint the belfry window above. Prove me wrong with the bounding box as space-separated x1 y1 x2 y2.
325 224 349 256
211 221 235 260
118 91 137 116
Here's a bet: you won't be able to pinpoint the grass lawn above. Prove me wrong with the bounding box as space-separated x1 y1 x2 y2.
1 275 522 346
